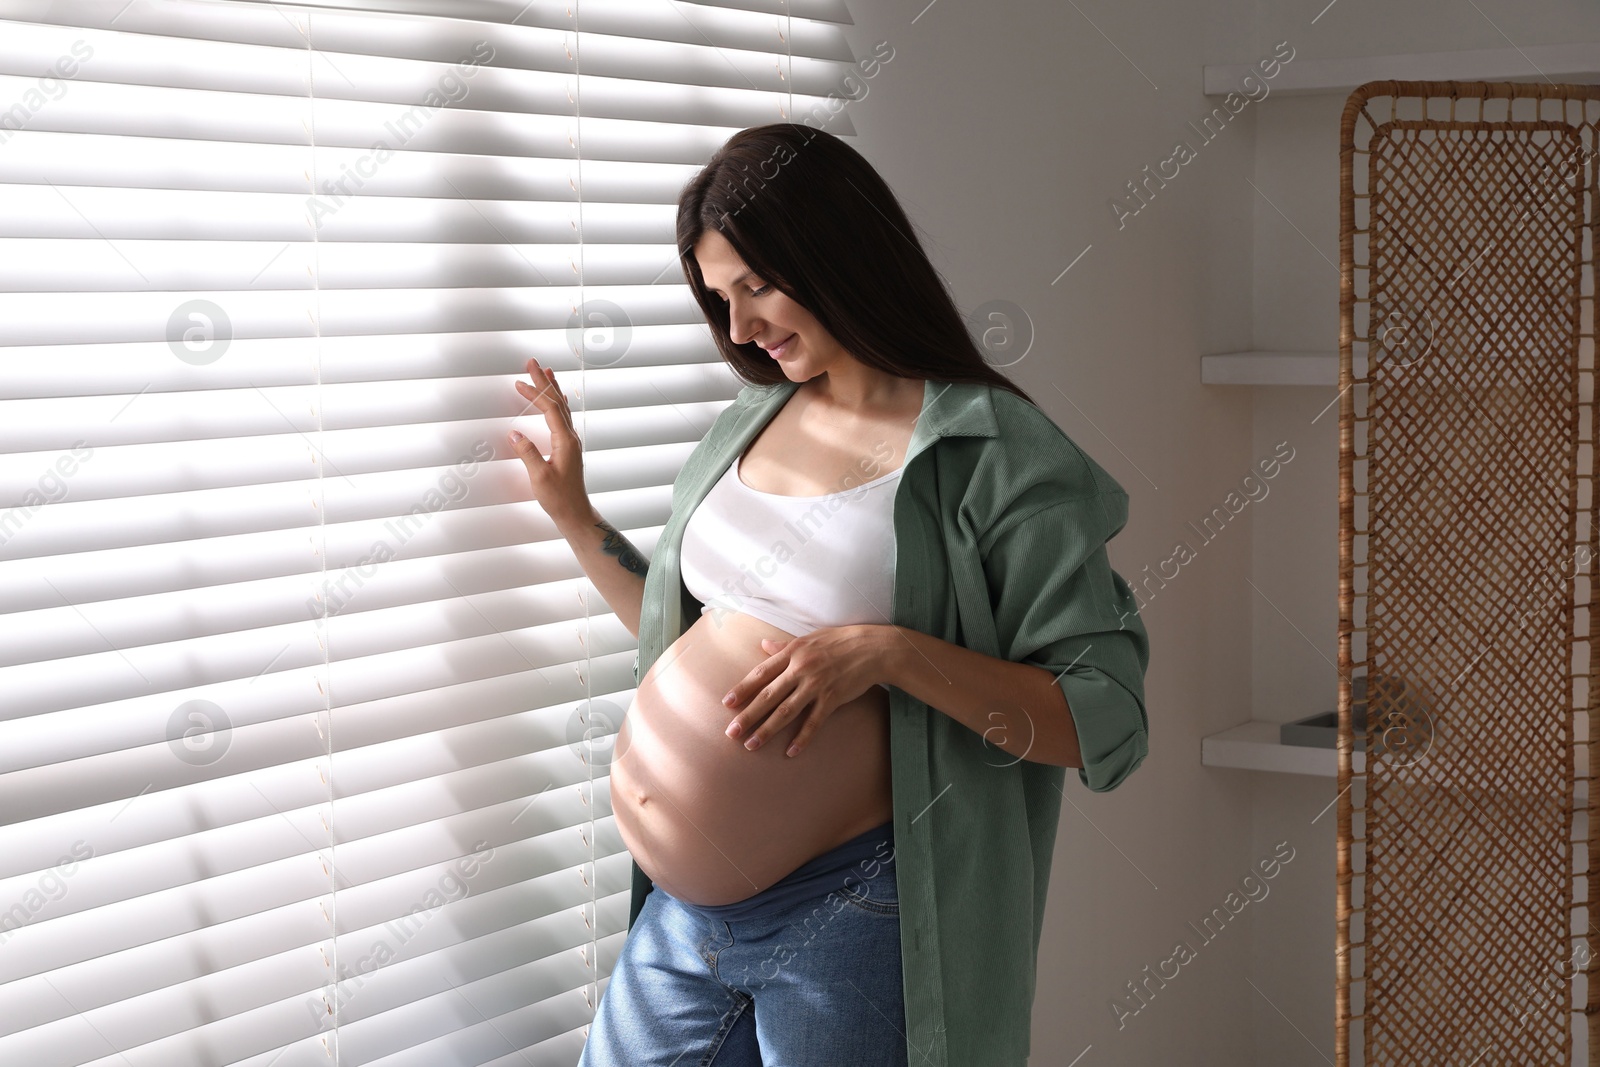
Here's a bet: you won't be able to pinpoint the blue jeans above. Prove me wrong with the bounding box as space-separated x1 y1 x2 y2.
577 841 908 1066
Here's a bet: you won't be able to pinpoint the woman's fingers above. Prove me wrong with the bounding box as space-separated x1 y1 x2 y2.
516 360 562 408
783 712 825 758
733 688 807 752
516 359 576 437
511 360 564 463
509 361 591 523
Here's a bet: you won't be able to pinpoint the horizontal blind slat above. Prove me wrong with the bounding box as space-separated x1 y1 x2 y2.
4 0 853 63
0 185 691 241
0 240 726 293
0 284 735 346
0 420 709 513
0 336 736 398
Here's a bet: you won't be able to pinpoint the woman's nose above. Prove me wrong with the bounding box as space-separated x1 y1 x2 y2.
727 306 760 345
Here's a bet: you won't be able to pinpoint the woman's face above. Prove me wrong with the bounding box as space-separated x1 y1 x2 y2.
693 228 843 380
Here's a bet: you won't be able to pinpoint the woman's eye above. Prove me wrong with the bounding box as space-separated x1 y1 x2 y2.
713 284 771 303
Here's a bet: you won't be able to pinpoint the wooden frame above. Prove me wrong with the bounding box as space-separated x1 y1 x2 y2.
1338 80 1598 1065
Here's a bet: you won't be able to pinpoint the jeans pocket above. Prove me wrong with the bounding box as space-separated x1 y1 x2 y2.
836 858 899 916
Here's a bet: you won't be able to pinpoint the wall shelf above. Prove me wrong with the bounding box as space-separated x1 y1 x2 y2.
1204 42 1600 97
1203 720 1355 776
1203 720 1589 803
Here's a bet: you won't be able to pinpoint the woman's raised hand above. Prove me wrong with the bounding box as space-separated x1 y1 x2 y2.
509 357 589 524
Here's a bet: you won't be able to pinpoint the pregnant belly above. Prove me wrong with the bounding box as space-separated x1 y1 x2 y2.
609 611 894 906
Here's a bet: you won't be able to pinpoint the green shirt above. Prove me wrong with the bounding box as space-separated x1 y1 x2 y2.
626 376 1151 1066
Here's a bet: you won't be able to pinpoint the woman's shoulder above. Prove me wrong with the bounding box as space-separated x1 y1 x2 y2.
980 385 1126 497
963 383 1131 539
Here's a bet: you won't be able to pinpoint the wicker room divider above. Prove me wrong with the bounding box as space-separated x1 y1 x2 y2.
1338 82 1599 1065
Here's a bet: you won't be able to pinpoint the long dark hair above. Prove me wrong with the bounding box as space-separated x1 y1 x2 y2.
675 122 1034 405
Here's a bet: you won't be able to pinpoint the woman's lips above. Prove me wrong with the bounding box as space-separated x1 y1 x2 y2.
769 334 795 358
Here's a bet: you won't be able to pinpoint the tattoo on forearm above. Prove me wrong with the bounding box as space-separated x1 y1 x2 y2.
596 520 650 578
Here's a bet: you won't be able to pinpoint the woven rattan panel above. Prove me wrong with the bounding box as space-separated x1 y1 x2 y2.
1338 83 1598 1066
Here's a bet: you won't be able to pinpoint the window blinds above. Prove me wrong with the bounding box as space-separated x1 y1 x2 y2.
0 1 861 1063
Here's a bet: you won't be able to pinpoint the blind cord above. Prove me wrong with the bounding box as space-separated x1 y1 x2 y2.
299 8 340 1063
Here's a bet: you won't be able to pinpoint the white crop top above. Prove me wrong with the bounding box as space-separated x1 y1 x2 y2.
680 448 902 691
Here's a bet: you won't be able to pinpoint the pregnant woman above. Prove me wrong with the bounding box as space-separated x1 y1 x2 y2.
509 124 1152 1067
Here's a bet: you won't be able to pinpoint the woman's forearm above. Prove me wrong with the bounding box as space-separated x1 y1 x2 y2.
552 500 649 640
871 623 1082 768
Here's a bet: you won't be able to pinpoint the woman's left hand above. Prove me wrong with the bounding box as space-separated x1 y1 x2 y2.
722 624 887 757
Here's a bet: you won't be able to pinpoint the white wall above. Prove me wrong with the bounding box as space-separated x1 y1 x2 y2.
836 1 1600 1064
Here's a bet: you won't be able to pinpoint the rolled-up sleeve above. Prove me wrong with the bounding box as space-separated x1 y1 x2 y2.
981 493 1150 791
